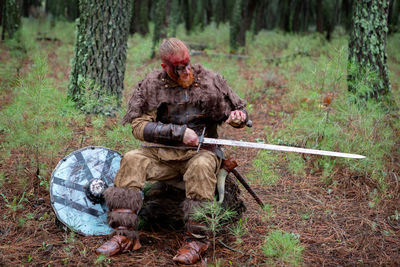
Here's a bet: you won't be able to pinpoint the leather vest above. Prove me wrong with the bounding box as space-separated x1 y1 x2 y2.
156 87 218 138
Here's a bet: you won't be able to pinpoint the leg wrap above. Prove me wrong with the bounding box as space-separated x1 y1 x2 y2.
104 187 143 240
104 187 143 211
182 199 211 238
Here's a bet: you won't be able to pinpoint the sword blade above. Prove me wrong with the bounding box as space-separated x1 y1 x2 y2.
203 138 366 159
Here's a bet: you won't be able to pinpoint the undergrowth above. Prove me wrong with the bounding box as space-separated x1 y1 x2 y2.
251 31 399 198
0 54 77 190
262 230 304 266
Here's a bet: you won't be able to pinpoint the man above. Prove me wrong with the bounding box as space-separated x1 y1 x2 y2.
96 38 248 264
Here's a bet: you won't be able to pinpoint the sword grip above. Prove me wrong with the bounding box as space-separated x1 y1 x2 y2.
197 127 206 153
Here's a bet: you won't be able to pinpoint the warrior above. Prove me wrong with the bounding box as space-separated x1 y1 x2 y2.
95 38 248 264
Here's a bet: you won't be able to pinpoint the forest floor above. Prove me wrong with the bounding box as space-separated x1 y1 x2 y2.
1 30 400 267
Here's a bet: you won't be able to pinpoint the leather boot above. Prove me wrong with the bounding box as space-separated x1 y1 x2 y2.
95 187 143 256
96 234 137 256
173 199 211 264
173 240 209 264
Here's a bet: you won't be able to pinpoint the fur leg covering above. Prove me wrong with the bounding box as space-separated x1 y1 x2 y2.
103 187 143 240
182 199 211 237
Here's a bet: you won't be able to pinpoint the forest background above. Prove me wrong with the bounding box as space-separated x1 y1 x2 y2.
0 0 400 266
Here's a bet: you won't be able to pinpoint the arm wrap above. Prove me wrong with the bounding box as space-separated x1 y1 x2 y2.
143 122 187 145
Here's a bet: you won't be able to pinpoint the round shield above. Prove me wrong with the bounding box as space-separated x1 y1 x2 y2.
50 146 122 236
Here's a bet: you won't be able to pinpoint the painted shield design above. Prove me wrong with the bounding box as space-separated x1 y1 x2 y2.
50 146 122 236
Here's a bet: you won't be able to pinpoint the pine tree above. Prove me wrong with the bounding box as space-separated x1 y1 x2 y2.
130 0 150 36
168 0 180 37
316 0 337 40
68 0 133 115
65 0 79 22
347 0 391 99
182 0 193 34
151 0 167 58
388 0 400 33
229 0 242 53
21 0 42 17
340 0 353 31
230 0 256 52
1 0 22 40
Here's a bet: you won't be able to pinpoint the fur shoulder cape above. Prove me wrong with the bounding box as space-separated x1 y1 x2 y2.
122 64 246 125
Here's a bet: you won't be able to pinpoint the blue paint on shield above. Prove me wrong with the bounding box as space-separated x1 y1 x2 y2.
50 147 122 236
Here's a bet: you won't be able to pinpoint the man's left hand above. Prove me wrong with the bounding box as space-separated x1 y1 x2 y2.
226 110 246 126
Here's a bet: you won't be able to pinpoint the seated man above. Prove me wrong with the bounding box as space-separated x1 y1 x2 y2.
96 38 248 264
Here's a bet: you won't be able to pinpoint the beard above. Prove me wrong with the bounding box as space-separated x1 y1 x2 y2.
177 68 194 88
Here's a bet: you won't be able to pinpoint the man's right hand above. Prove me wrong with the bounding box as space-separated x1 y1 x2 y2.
183 128 199 146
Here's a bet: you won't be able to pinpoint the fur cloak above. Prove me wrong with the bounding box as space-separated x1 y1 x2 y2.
122 64 246 125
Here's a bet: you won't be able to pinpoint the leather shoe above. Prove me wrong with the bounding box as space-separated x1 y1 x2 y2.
172 240 209 264
96 235 140 256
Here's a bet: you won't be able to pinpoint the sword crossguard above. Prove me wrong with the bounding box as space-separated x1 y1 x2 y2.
197 127 206 153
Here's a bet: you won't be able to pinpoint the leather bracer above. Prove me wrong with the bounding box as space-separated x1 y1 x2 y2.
143 122 187 145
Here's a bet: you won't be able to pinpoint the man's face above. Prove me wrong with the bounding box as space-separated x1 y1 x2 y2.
162 50 194 88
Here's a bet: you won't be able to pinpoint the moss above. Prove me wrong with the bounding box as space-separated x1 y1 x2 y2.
348 0 391 98
68 0 133 114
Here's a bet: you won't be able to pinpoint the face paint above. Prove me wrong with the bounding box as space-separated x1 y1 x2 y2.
165 51 194 88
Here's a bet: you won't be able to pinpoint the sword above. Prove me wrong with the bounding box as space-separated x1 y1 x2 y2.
198 131 365 159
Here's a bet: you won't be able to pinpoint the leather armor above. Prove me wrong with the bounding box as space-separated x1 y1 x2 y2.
143 86 219 145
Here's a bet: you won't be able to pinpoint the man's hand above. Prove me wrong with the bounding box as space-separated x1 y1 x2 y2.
226 110 246 127
183 128 199 146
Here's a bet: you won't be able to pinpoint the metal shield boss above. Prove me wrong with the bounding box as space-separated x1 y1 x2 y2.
50 146 122 236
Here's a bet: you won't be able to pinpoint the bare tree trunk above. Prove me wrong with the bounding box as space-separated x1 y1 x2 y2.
1 0 22 40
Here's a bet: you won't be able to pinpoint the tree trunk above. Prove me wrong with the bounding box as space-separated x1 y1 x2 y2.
130 0 150 36
182 0 193 34
0 0 4 28
347 0 391 99
388 0 400 33
151 0 167 58
167 0 180 37
316 0 323 33
65 0 79 22
341 0 353 31
22 0 41 17
68 0 132 115
1 0 22 40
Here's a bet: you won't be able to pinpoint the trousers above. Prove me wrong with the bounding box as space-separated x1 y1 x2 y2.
113 147 219 200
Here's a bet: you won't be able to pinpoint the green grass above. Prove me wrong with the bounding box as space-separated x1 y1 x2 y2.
249 150 281 185
263 230 304 266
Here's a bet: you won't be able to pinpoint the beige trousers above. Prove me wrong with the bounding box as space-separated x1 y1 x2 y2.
113 147 219 201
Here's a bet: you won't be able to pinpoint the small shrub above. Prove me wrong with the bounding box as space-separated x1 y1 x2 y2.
263 230 304 266
0 54 77 189
191 199 236 261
